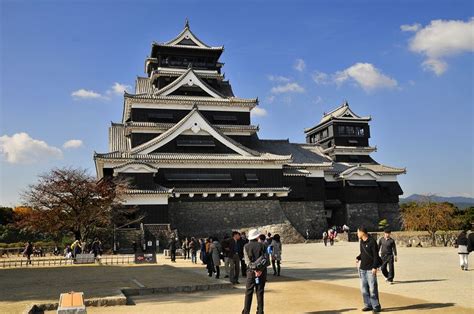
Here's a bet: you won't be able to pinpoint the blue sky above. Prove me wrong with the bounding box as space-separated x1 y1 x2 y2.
1 0 473 205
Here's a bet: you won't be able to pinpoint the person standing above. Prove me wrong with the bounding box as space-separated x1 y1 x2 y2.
199 238 206 265
240 232 249 277
270 234 282 276
356 226 382 312
189 237 197 264
91 238 102 261
455 231 469 270
23 241 33 265
221 235 231 278
378 228 398 283
322 231 328 246
228 231 241 284
210 237 222 279
182 238 187 260
169 237 177 263
242 229 267 314
328 229 335 246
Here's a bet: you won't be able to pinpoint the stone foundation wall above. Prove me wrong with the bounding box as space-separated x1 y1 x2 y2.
346 230 463 247
168 200 303 243
280 201 327 239
346 203 380 231
377 203 402 231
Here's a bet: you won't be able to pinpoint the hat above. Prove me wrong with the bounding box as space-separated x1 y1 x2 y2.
248 229 260 240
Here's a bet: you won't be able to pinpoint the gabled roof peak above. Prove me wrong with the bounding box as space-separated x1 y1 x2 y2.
154 21 223 50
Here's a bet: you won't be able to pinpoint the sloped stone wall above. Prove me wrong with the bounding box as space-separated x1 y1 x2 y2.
280 201 327 239
346 203 379 231
377 203 402 231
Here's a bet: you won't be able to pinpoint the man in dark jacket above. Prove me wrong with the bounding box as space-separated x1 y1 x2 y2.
24 241 33 265
356 226 382 312
378 228 397 283
242 229 267 314
169 237 177 263
228 231 241 284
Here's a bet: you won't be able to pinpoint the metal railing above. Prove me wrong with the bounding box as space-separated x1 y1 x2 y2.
0 255 135 268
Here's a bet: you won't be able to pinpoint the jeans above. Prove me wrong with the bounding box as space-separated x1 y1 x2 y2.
191 251 197 263
242 269 266 314
359 269 380 309
381 255 395 281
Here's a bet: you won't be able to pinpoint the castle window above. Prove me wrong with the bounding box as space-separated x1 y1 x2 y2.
355 127 365 136
176 139 215 147
148 113 173 122
165 173 231 182
213 115 238 122
245 173 259 182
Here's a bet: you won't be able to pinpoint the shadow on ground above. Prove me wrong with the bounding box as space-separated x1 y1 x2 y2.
382 302 456 312
305 308 356 314
393 279 446 284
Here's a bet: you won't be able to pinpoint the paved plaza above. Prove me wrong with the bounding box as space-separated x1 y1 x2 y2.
1 242 472 313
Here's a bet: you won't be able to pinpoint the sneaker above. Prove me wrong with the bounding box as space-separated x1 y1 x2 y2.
373 306 382 312
461 266 465 270
361 307 373 312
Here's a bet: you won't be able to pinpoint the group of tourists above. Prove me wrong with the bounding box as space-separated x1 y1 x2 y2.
21 238 104 263
169 230 282 314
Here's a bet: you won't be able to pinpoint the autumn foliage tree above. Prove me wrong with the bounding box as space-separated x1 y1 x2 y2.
400 195 457 245
19 167 132 242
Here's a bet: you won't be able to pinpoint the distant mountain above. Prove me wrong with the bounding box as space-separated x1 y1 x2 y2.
400 194 474 209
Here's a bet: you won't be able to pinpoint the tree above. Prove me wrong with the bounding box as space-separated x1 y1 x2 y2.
19 167 133 242
400 195 457 245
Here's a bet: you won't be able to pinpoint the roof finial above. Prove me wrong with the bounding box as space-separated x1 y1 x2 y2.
185 17 190 28
343 99 349 107
187 62 193 69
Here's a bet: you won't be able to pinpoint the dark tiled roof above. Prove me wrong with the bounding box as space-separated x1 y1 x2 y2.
248 140 332 164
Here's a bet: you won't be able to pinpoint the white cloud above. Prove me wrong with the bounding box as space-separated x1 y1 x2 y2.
313 96 323 105
405 18 474 75
109 82 131 95
294 58 306 72
312 71 330 85
72 82 131 100
0 132 63 164
313 63 398 92
400 23 421 32
251 107 268 117
63 139 83 149
265 95 276 104
271 82 305 94
267 75 291 82
71 89 102 99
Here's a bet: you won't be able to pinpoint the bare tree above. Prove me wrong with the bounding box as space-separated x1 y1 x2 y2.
19 167 134 242
400 194 456 245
